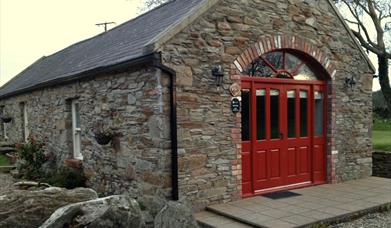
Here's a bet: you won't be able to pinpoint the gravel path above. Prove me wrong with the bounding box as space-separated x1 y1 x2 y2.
0 173 16 195
331 210 391 228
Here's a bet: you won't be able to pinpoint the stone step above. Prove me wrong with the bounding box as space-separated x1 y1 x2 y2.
0 147 16 155
195 210 254 228
0 142 16 147
205 205 263 228
0 166 16 173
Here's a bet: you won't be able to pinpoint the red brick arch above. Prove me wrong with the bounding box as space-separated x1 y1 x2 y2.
229 35 338 198
232 35 336 78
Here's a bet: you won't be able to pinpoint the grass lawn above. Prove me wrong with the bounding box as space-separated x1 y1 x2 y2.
373 130 391 151
373 116 391 152
0 154 11 166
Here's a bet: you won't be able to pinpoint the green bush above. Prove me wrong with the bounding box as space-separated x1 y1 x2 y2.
16 136 46 180
45 166 86 189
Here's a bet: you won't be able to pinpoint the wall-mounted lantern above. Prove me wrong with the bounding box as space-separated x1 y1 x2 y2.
211 65 224 87
344 76 356 89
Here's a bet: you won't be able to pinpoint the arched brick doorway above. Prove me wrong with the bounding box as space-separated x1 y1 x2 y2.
230 35 336 197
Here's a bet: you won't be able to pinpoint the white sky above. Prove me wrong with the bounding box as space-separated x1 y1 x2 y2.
0 0 388 91
0 0 143 85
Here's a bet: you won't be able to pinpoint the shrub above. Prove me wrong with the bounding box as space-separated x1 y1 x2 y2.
16 136 46 180
45 166 86 189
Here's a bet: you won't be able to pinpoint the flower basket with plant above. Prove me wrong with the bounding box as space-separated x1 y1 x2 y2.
94 128 113 145
93 111 123 146
1 113 12 123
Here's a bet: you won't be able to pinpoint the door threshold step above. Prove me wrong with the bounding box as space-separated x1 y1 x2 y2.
205 205 264 228
195 210 254 228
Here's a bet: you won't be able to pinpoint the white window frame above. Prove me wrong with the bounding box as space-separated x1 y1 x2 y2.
23 104 29 142
3 122 8 140
71 100 83 160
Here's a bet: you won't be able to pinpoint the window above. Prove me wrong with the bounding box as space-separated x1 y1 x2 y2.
256 89 266 140
242 50 320 81
287 90 296 138
71 100 82 160
241 90 250 141
314 91 323 136
20 102 29 142
270 89 280 139
300 91 308 137
0 106 7 140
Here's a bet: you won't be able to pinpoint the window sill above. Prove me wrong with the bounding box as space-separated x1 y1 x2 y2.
64 158 83 169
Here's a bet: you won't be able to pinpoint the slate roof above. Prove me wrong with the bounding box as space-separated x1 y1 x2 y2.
0 0 375 99
0 0 206 98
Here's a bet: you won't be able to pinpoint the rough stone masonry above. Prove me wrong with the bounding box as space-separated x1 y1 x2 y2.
0 0 373 211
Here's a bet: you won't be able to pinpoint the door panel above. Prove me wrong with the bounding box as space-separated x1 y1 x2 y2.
270 149 281 178
287 147 296 176
241 80 326 196
254 150 267 180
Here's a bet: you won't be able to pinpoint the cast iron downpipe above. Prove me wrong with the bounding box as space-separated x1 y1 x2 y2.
152 52 179 201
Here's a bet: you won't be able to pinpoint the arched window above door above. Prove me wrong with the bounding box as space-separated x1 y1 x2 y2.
242 50 320 80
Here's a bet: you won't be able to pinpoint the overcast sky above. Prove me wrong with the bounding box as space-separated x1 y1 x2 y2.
0 0 143 85
0 0 387 91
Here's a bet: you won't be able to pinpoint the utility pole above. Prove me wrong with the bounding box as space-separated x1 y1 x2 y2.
95 22 116 32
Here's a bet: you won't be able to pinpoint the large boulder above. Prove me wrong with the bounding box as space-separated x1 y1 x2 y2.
154 201 199 228
0 187 98 228
41 195 144 228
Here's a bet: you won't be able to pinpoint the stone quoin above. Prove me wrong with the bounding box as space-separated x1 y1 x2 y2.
0 0 375 211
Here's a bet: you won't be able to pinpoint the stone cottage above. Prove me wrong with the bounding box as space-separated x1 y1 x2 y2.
0 0 375 210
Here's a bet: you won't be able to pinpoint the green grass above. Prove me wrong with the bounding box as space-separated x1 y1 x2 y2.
373 130 391 152
373 116 391 152
0 154 11 166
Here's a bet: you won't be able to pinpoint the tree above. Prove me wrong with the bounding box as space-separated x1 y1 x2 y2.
140 0 169 12
334 0 391 116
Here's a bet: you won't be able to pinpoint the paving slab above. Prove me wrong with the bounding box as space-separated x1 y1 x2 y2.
196 177 391 228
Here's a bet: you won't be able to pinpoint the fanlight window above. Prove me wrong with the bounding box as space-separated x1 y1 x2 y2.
242 51 319 80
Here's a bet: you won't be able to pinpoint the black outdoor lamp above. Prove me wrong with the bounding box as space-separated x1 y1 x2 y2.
212 65 224 87
344 75 356 89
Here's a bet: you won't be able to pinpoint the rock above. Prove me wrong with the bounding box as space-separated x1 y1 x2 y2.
0 187 98 228
14 181 51 190
40 195 144 228
154 201 199 228
138 193 168 217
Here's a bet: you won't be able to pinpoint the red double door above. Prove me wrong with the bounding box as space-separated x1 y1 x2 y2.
241 79 326 196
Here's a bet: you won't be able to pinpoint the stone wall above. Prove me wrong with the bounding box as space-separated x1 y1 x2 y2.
0 0 374 212
0 67 173 200
160 0 373 210
373 151 391 178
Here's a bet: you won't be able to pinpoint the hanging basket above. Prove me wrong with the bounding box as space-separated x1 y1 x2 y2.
1 117 12 123
94 132 112 145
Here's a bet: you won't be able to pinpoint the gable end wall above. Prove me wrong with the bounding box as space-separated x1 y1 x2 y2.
160 0 373 210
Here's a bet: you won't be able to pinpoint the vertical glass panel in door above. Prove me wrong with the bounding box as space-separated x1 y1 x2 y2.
256 89 266 140
270 89 280 139
300 91 308 137
242 90 250 141
314 91 323 136
287 90 296 138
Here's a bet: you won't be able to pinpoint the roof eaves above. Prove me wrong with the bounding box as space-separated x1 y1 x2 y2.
143 0 220 54
0 53 156 100
326 0 376 74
